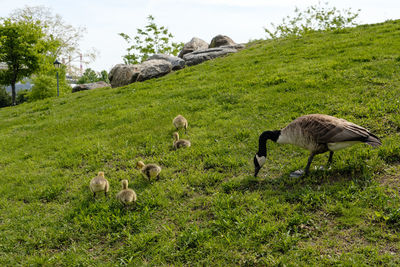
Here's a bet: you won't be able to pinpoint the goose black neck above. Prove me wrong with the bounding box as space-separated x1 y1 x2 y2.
257 130 280 156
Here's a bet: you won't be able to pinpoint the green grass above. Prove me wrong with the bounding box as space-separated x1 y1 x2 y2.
1 20 400 265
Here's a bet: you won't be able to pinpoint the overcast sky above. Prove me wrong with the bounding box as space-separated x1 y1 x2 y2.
1 0 399 72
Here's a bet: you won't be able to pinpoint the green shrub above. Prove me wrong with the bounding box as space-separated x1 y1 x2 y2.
0 86 11 107
265 2 360 38
30 75 57 100
16 89 30 104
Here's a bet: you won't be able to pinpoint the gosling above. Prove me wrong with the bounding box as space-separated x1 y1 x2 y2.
173 132 191 149
89 171 109 199
173 115 188 133
116 179 137 206
136 161 161 181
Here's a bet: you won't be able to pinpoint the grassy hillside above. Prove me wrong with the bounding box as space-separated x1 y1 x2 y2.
1 20 400 265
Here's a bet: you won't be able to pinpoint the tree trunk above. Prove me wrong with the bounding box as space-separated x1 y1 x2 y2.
11 81 16 106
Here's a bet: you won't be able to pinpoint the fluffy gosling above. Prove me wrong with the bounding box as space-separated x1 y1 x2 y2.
89 171 109 199
173 115 188 133
136 161 161 181
173 132 191 149
116 179 137 206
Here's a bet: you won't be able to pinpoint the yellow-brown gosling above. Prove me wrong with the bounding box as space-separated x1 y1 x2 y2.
173 132 191 150
136 161 161 181
116 179 137 206
173 115 188 133
254 114 382 178
89 171 109 198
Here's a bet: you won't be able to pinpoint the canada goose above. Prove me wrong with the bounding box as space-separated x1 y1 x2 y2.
89 171 109 198
116 179 137 206
136 161 161 181
173 132 191 149
173 115 188 133
254 114 382 177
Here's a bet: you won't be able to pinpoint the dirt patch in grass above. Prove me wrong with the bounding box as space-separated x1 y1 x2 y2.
298 211 400 256
377 174 400 191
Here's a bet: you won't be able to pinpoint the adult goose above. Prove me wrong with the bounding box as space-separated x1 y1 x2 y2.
254 114 382 177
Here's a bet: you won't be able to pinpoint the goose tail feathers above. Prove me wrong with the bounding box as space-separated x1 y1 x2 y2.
365 133 382 147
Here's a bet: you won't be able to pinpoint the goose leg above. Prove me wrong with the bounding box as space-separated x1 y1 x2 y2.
93 192 96 199
327 151 334 166
304 152 316 176
290 153 315 178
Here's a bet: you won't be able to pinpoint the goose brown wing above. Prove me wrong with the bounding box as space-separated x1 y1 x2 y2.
313 117 374 143
295 115 370 143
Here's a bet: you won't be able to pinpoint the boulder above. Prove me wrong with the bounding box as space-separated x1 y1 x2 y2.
183 47 237 66
147 54 185 70
72 81 110 93
137 59 172 82
209 35 236 48
220 44 246 50
108 64 141 88
178 37 209 58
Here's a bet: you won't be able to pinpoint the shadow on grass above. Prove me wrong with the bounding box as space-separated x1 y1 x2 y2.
221 165 374 195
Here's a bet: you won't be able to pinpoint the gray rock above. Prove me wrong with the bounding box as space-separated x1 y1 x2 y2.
108 64 141 88
72 81 110 93
108 60 172 88
220 44 246 50
183 47 237 66
136 59 172 82
147 54 185 70
209 35 236 48
178 37 209 58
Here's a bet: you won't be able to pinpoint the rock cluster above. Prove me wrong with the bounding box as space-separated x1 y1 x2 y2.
109 35 245 88
72 81 110 93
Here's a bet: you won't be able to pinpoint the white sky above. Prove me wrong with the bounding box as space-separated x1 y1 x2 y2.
1 0 399 72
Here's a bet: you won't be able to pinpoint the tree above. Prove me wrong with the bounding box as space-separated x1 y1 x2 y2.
77 68 109 84
0 18 45 105
77 68 98 84
9 6 97 76
264 2 360 39
119 15 184 64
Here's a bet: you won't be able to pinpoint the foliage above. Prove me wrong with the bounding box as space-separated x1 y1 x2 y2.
0 86 11 107
77 68 98 84
0 18 46 105
1 20 400 265
119 15 184 64
77 68 109 84
29 74 57 100
99 70 110 83
265 2 360 39
16 89 30 104
9 5 97 75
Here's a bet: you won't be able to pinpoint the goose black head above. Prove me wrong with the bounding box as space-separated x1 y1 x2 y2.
254 154 266 177
254 130 280 177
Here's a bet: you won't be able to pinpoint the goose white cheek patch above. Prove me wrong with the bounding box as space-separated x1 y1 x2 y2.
256 155 266 166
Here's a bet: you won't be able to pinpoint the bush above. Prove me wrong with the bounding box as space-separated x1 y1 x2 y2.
265 2 360 39
0 86 12 107
30 75 57 101
16 89 30 104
